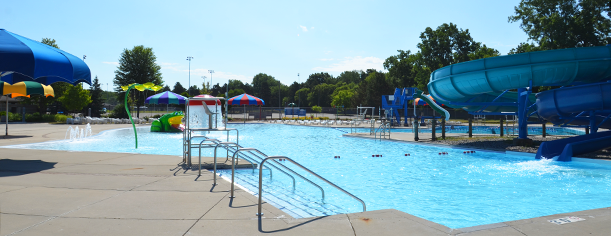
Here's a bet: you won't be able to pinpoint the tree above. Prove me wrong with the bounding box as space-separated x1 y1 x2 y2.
84 76 105 117
162 85 171 92
228 88 245 98
336 70 366 85
384 50 416 88
331 90 355 109
188 85 201 96
304 72 333 89
41 38 59 49
509 0 611 50
113 45 163 118
307 83 336 107
58 83 92 114
508 42 542 55
172 82 187 94
294 88 310 106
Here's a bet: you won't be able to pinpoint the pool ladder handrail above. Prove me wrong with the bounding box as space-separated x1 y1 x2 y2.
257 156 366 216
374 120 391 140
193 138 365 216
229 147 325 200
196 139 318 195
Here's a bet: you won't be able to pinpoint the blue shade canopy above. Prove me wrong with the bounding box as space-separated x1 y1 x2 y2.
0 29 91 85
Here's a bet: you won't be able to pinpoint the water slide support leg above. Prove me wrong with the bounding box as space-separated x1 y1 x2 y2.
468 118 473 138
441 119 446 139
590 110 598 134
432 119 436 141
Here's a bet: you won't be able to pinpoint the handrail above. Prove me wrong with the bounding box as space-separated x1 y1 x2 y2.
198 139 220 175
257 156 366 216
230 147 325 200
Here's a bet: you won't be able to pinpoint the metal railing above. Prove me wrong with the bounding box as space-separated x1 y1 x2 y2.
374 120 391 140
188 135 366 216
257 156 366 216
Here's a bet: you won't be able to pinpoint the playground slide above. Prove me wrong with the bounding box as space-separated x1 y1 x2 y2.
413 89 450 120
428 45 611 113
535 131 611 161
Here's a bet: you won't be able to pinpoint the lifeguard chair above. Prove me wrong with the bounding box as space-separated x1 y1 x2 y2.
183 95 238 166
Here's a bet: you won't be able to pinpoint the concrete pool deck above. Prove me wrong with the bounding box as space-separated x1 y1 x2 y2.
1 123 610 235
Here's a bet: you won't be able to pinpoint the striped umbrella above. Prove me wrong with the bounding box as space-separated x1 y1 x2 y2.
1 80 54 135
145 91 187 104
227 93 265 105
227 93 265 122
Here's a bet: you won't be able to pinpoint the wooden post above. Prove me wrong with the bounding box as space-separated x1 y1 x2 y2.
500 118 504 137
441 118 446 139
432 119 437 141
414 118 419 141
468 118 473 138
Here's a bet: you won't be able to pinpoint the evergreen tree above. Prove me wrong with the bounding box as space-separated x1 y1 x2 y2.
84 76 105 117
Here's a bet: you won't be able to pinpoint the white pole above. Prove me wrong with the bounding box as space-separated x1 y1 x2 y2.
5 95 8 136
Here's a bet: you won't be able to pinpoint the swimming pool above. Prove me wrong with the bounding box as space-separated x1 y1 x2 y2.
5 124 611 229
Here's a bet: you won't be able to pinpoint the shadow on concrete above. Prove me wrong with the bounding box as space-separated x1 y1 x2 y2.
258 215 330 233
0 135 33 139
0 159 57 176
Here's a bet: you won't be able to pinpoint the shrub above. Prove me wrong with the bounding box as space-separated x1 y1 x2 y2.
54 114 72 123
1 111 21 121
110 104 128 118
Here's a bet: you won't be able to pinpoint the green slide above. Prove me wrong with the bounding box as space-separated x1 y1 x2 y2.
414 89 450 120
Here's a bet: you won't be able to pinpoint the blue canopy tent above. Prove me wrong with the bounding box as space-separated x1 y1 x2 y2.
0 29 91 135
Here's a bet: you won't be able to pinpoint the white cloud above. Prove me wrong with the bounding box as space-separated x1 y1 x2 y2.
299 25 308 32
312 56 385 72
102 61 119 66
310 27 314 30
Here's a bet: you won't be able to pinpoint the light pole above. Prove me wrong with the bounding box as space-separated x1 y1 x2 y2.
208 70 214 89
186 56 193 96
201 76 207 94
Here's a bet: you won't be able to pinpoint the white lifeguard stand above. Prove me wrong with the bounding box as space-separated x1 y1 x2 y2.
183 95 238 166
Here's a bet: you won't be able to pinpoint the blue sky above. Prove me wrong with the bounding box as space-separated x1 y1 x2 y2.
3 0 526 90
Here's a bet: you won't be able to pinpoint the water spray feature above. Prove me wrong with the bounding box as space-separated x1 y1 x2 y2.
64 123 93 141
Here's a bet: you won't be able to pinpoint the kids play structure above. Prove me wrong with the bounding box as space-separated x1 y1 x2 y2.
381 87 448 125
384 45 611 161
150 111 185 132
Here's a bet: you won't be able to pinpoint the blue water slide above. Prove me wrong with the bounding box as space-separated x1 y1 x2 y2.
535 131 611 161
536 81 611 129
428 46 611 113
428 45 611 160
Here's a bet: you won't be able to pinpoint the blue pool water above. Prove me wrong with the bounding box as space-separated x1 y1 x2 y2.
4 124 611 228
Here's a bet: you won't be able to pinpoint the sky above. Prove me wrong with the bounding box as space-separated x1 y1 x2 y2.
3 0 528 91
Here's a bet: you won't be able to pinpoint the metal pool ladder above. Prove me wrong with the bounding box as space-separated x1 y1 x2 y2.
256 155 366 216
194 138 367 216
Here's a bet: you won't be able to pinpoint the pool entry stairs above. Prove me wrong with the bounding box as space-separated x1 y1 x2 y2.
417 45 611 161
183 131 366 217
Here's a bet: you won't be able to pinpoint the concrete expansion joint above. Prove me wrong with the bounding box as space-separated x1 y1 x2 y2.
345 214 358 236
182 191 230 236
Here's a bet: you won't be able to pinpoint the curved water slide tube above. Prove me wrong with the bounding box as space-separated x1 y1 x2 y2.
428 45 611 114
536 81 611 129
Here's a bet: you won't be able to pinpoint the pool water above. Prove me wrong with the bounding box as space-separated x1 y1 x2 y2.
5 124 611 229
